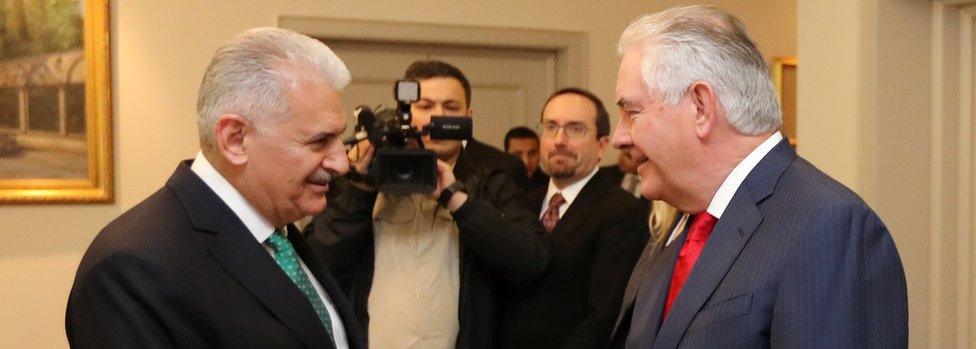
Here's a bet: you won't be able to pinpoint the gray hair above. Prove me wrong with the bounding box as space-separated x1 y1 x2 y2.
196 27 351 151
618 5 781 135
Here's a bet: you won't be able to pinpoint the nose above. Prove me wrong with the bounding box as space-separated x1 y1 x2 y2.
323 139 350 176
553 127 569 145
611 119 632 150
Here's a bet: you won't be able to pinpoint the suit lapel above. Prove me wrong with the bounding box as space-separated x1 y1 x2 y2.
627 233 685 347
289 225 366 349
549 173 610 247
652 140 796 349
166 161 334 349
610 214 680 340
651 194 762 349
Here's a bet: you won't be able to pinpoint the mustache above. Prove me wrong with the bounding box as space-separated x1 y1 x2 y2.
547 149 577 160
306 169 335 186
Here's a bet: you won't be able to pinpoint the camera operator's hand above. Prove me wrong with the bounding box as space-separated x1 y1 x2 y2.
346 141 376 191
431 160 467 212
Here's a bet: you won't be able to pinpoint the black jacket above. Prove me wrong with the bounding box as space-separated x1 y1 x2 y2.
66 161 366 349
498 170 648 348
305 149 550 349
465 138 545 192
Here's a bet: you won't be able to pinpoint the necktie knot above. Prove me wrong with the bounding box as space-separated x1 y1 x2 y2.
541 192 566 233
687 212 717 242
265 228 291 254
549 192 566 209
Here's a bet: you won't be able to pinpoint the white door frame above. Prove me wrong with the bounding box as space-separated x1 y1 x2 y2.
932 1 976 348
278 16 586 89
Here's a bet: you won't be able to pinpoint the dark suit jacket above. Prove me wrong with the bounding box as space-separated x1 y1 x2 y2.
598 165 626 185
498 170 648 348
599 165 651 214
520 168 550 191
465 138 535 191
66 161 366 349
608 140 908 348
305 149 549 349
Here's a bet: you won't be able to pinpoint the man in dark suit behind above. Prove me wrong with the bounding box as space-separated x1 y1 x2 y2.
66 28 365 348
498 87 647 348
504 126 550 191
608 5 907 349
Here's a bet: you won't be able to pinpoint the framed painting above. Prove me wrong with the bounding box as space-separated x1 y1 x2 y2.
0 0 112 203
773 56 797 147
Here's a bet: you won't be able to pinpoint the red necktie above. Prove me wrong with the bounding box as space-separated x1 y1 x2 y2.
662 212 718 319
541 193 565 233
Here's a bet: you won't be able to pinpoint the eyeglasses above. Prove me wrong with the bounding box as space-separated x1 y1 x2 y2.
539 121 589 139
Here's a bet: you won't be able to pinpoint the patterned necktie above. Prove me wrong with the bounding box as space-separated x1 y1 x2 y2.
266 229 335 341
541 192 566 233
662 212 718 319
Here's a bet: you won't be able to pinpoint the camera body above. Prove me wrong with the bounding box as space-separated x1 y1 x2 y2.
349 80 472 194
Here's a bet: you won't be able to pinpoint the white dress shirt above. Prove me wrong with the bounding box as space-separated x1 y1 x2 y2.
666 132 784 246
540 166 600 219
190 152 348 348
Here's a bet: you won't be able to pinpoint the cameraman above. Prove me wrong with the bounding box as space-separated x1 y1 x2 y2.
304 60 550 349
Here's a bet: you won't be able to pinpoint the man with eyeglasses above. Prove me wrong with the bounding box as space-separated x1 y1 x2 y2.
497 87 648 348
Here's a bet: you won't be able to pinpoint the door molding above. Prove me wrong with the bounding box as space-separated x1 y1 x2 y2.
932 1 976 347
278 16 586 89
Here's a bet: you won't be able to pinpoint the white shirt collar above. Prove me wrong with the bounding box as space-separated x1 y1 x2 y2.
190 151 277 243
705 132 783 219
540 166 600 219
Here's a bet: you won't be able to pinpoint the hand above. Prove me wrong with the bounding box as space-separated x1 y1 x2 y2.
346 141 376 191
347 140 375 174
430 160 467 211
429 160 456 199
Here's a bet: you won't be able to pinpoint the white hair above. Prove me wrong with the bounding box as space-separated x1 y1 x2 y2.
196 27 351 151
618 5 781 135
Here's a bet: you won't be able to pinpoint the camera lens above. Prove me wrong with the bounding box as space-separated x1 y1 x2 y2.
394 161 414 180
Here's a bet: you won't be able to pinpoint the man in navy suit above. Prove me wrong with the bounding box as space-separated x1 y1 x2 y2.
66 28 365 348
607 5 907 348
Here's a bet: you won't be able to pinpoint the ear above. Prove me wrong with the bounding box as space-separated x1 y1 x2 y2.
688 81 719 140
597 135 610 158
213 114 250 166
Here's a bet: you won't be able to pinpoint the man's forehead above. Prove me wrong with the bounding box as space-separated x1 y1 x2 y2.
419 77 465 96
510 137 539 146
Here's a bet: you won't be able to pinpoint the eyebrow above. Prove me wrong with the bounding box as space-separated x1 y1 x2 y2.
307 125 346 143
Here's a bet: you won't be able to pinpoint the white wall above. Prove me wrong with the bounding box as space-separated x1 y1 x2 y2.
0 1 795 347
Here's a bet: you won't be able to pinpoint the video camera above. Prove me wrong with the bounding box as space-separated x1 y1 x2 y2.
344 80 472 194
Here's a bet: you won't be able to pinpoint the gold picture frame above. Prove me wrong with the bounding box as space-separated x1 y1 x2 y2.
0 0 113 204
772 56 797 147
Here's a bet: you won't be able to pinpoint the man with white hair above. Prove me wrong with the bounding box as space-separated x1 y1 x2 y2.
608 5 907 348
66 27 365 348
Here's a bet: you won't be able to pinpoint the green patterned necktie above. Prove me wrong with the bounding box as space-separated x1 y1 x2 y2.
266 228 335 341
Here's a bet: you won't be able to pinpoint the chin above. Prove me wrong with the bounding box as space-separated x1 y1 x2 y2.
640 182 664 200
297 198 327 216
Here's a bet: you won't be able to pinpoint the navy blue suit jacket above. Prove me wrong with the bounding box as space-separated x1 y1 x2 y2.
609 139 908 348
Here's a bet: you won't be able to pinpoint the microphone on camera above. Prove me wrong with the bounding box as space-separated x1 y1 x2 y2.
343 106 376 146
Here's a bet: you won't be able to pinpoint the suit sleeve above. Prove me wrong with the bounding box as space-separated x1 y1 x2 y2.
563 200 649 349
66 253 185 349
770 199 908 349
452 169 551 283
304 179 379 287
